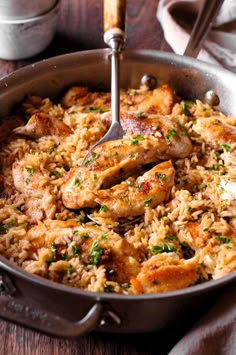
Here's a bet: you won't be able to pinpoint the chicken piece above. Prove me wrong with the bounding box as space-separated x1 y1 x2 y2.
61 132 187 209
61 86 111 110
61 84 177 115
27 221 141 283
130 254 200 294
12 161 49 197
94 161 175 218
12 160 56 221
120 84 178 115
13 112 72 139
101 112 192 157
192 116 236 148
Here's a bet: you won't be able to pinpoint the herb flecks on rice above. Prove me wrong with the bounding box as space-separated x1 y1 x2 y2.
0 84 235 294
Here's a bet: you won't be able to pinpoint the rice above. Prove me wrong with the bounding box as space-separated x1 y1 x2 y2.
0 85 235 294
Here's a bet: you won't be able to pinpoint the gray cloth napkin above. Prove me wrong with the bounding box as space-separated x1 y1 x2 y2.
168 283 236 354
157 0 236 72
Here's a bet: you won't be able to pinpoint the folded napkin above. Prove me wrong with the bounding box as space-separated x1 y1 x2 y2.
157 0 236 72
168 283 236 355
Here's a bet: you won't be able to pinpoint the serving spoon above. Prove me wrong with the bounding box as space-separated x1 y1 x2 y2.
82 0 126 164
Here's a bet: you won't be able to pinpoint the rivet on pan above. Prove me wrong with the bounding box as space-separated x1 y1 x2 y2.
141 74 157 89
99 310 121 328
204 90 220 106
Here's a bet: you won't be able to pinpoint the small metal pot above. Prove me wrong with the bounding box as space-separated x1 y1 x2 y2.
0 49 235 336
0 0 57 20
0 0 61 60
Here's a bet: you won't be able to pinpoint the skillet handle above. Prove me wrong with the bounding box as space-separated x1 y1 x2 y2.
104 0 126 47
0 293 103 337
0 269 121 337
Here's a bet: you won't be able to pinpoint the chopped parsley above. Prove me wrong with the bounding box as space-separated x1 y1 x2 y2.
0 219 14 234
17 204 25 212
157 173 165 181
144 198 153 207
164 234 178 241
84 152 100 166
165 129 177 142
150 243 176 255
101 232 108 242
126 178 133 185
221 144 231 152
25 167 34 176
74 177 82 186
49 146 56 153
51 170 61 178
67 264 73 274
130 134 143 145
99 204 108 213
81 233 89 240
135 111 144 118
121 283 131 291
72 246 80 257
25 178 30 185
104 283 115 293
215 235 231 244
88 240 103 265
182 100 194 116
88 107 108 113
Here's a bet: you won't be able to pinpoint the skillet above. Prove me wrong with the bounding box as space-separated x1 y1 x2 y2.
0 49 236 336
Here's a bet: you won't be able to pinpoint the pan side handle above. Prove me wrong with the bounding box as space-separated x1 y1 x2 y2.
0 270 110 337
0 294 103 337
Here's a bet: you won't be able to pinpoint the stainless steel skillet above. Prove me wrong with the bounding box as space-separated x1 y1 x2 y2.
0 49 235 336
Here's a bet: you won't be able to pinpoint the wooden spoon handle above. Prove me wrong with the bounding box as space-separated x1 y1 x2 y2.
104 0 126 46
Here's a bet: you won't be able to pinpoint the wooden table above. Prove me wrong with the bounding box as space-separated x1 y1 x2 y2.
0 1 182 354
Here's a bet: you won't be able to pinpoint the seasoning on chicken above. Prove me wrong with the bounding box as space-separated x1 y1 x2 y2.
12 160 56 221
61 130 189 209
101 112 192 157
61 84 178 115
94 161 175 218
130 254 200 294
13 112 72 139
26 221 141 285
192 116 236 147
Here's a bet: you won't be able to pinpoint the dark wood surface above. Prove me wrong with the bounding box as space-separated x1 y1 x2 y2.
0 1 181 354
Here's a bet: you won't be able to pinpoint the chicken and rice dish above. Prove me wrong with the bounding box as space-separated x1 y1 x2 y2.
0 83 235 294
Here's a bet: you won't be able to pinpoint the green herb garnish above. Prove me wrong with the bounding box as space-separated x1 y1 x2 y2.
165 129 177 142
88 240 103 265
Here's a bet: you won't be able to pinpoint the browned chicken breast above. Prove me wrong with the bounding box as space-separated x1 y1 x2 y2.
61 84 177 115
13 112 72 139
26 221 141 284
94 161 175 218
101 112 192 157
12 160 56 221
61 132 186 209
130 254 200 294
192 116 236 147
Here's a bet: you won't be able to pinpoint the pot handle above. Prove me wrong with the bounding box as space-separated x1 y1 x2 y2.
0 270 107 337
103 0 126 47
0 293 103 337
